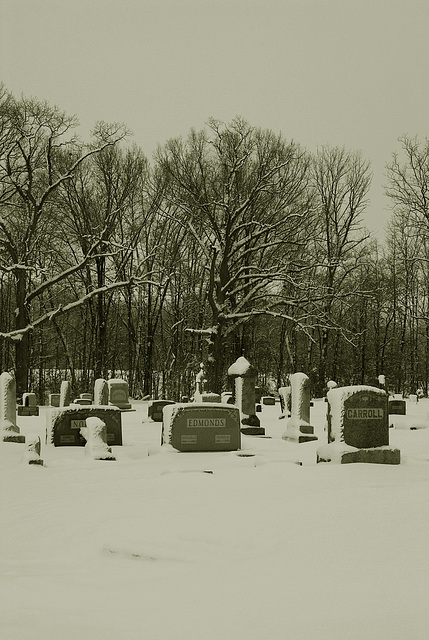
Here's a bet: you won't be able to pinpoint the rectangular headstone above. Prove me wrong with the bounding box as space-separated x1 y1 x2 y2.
162 403 241 452
388 399 406 415
47 406 122 447
148 400 176 422
343 389 389 448
318 385 400 465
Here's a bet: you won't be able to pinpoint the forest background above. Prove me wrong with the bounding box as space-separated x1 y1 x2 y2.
1 83 429 402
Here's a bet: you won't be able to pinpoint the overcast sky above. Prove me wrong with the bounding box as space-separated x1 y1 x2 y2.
1 0 429 241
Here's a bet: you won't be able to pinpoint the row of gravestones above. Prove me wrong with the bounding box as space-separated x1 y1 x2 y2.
1 361 401 465
150 359 401 465
0 374 134 463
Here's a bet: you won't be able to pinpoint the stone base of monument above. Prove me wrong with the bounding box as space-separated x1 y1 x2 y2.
2 429 25 443
282 419 317 443
17 405 40 416
46 405 122 447
240 414 265 436
108 401 134 411
316 442 401 465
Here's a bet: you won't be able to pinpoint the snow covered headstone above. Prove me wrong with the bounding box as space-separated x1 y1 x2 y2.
0 372 25 442
94 379 109 406
107 379 132 410
81 417 116 461
282 372 317 443
317 385 400 464
162 403 241 452
18 392 39 416
278 386 291 417
25 434 43 466
227 357 264 435
148 399 176 422
59 380 71 407
221 391 234 404
47 406 122 447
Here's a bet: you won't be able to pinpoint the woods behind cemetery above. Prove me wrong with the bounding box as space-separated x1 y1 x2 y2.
1 84 429 400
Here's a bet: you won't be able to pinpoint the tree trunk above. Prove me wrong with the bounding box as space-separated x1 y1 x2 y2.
14 269 30 398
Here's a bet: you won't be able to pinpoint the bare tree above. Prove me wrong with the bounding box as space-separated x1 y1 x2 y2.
310 146 372 392
156 117 315 393
0 85 129 395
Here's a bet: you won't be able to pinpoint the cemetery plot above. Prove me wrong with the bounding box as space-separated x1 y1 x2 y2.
47 406 123 447
162 403 241 452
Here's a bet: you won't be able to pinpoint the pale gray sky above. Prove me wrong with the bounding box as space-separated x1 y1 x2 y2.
2 0 429 242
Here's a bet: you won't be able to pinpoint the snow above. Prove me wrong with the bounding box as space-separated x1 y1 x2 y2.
1 397 429 639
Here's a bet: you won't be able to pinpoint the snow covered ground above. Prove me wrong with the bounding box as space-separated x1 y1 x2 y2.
1 397 429 640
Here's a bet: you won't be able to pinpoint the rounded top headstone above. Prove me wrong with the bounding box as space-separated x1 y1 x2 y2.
227 356 256 378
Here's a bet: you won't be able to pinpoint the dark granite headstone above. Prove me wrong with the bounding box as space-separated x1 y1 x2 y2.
343 390 389 448
162 403 241 452
148 400 176 422
388 399 406 415
47 406 122 447
317 385 399 465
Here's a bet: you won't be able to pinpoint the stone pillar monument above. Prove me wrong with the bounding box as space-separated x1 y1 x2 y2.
0 372 25 442
282 372 317 443
228 356 264 435
94 378 109 405
59 380 71 407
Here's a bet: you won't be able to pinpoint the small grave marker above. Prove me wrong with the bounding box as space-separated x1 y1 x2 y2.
148 399 176 422
388 399 406 415
18 392 39 416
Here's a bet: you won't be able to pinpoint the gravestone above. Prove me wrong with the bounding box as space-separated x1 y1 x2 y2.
261 396 276 406
46 405 122 447
94 379 109 406
162 403 241 452
198 393 221 403
81 417 116 460
388 399 406 415
278 386 291 416
18 392 39 416
49 393 60 407
0 372 25 442
221 392 234 404
317 385 400 464
282 372 317 443
25 434 43 465
107 379 132 410
148 399 176 422
59 380 71 407
228 357 264 435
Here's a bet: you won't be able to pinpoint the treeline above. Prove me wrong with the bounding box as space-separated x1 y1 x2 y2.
1 84 429 401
